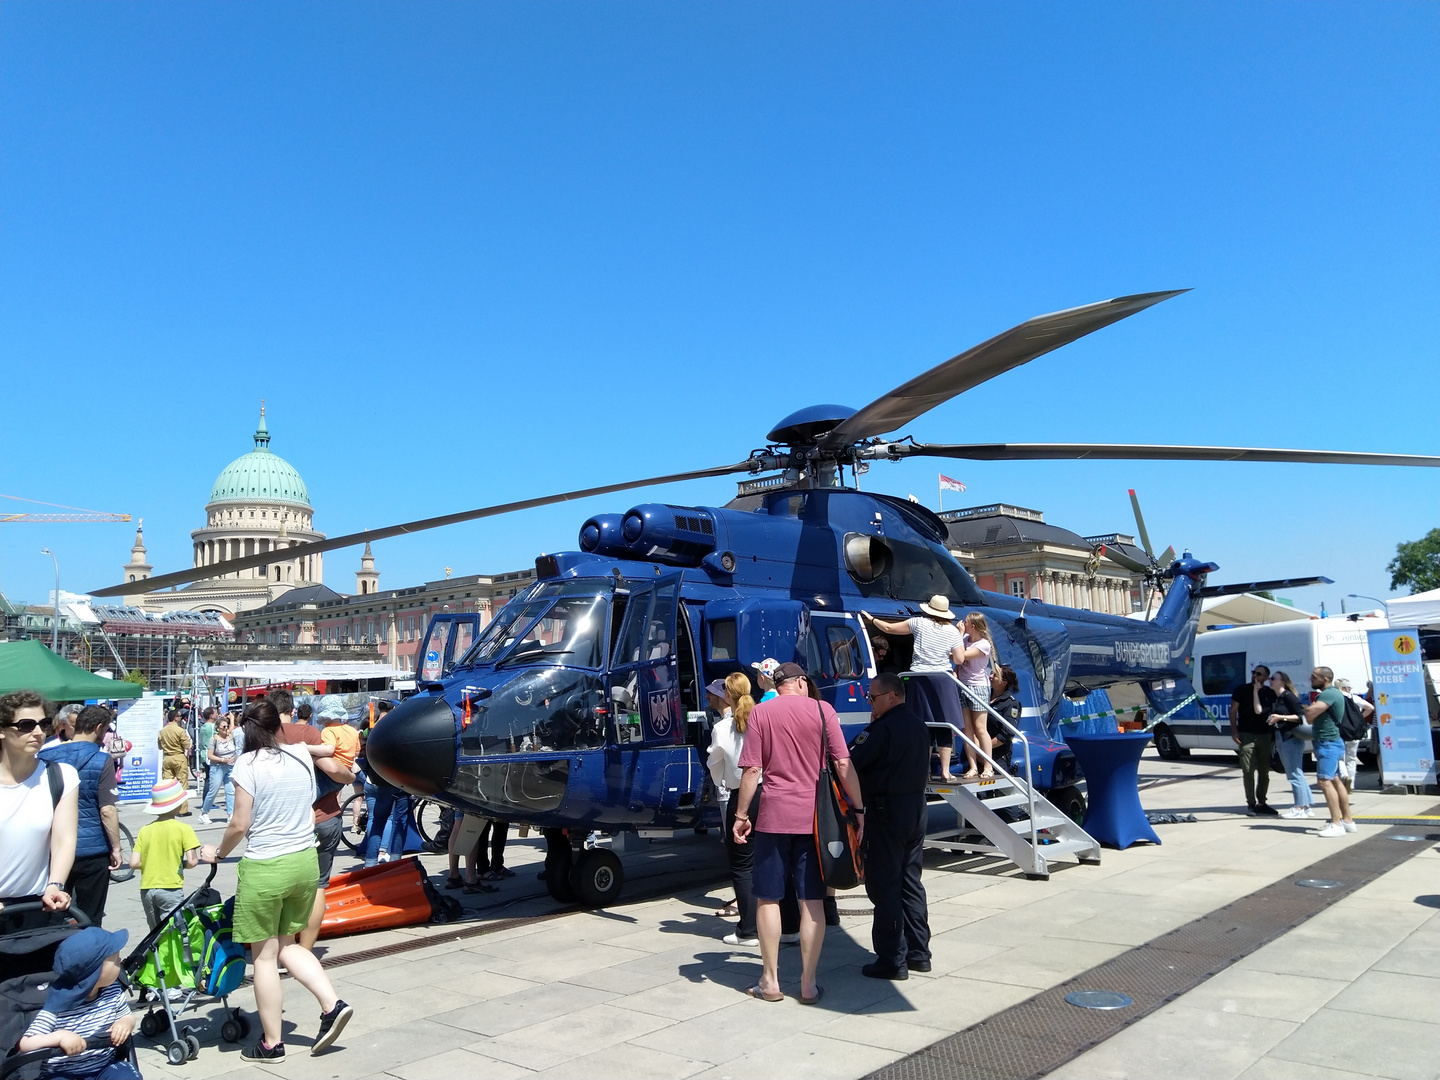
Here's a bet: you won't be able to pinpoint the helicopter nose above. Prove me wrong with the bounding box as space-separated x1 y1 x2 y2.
365 695 456 797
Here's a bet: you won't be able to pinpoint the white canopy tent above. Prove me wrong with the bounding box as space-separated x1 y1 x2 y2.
1387 587 1440 629
1198 593 1314 630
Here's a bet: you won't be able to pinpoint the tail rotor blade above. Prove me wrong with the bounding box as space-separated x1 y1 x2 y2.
1128 489 1155 560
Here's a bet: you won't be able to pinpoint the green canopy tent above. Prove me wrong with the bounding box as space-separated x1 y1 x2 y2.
0 640 143 701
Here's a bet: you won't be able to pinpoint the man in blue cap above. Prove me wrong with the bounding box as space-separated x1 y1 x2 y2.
18 925 137 1077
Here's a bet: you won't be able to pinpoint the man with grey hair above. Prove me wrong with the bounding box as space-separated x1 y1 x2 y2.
41 704 79 750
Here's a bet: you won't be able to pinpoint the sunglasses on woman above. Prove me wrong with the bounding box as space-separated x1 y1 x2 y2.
1 719 53 735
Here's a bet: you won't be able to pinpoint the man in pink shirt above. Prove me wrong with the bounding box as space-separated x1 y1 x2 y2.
733 663 865 1006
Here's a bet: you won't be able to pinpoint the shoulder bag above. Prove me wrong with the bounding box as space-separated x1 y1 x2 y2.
813 702 864 890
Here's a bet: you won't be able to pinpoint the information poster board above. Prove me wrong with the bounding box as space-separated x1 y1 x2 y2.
1367 628 1436 785
115 695 164 802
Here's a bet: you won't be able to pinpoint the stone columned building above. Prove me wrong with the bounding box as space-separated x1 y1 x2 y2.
137 406 326 616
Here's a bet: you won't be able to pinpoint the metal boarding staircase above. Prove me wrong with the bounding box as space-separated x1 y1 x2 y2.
908 671 1101 879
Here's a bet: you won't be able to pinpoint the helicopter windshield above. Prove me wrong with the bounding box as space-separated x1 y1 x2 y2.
459 581 609 670
459 667 608 755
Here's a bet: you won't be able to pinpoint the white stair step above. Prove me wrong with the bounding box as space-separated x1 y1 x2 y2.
1006 814 1070 834
1034 838 1097 857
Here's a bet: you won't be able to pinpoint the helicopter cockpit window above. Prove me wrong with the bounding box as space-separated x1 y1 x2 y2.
459 668 607 755
459 581 609 669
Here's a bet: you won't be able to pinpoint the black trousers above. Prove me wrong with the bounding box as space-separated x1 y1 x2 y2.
474 818 510 872
68 850 113 927
722 789 799 938
863 795 931 970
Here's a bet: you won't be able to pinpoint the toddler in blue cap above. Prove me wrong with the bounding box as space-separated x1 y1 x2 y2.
18 926 138 1078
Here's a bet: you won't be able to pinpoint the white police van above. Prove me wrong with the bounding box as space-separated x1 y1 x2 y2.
1150 617 1383 759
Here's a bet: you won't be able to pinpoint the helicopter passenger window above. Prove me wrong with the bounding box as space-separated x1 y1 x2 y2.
709 619 737 661
827 626 862 679
1200 652 1246 696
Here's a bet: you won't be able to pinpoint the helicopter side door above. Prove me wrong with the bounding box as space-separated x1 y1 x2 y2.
806 612 870 729
606 575 685 747
417 613 482 682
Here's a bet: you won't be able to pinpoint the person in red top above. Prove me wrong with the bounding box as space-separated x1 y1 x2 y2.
733 663 865 1006
268 690 355 952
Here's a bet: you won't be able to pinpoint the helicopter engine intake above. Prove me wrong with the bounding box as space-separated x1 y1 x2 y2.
615 503 719 566
578 513 629 557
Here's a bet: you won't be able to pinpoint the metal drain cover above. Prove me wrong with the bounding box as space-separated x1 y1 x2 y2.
1296 878 1343 889
1065 991 1133 1010
1388 835 1424 842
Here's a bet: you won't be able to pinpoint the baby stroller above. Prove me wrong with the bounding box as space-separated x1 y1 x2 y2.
122 865 248 1066
0 902 140 1080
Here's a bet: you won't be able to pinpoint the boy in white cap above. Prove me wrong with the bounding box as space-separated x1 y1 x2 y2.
19 925 136 1075
130 779 201 928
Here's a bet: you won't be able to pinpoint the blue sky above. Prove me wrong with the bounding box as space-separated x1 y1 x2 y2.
2 2 1436 616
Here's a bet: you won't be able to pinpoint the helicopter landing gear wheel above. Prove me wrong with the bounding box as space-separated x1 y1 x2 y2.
1051 785 1087 825
569 849 624 908
543 829 575 904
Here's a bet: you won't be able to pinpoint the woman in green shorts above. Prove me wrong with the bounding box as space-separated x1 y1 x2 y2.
201 699 353 1061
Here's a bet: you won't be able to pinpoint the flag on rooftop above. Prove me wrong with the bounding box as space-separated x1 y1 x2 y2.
939 474 966 493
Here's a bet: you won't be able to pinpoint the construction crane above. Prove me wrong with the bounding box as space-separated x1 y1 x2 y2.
1 494 131 524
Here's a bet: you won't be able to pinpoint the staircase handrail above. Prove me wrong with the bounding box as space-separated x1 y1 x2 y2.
899 669 1038 851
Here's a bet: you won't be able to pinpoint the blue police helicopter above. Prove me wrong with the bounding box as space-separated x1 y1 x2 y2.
94 290 1440 905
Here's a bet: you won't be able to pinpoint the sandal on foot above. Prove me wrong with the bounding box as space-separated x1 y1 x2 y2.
716 903 739 918
463 881 497 894
979 771 995 780
745 985 784 1003
443 875 463 890
799 985 825 1006
479 870 504 881
958 771 979 781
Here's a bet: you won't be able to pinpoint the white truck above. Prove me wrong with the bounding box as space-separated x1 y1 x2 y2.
1149 616 1385 759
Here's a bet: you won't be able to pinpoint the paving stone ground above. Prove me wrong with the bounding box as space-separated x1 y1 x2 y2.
98 753 1438 1079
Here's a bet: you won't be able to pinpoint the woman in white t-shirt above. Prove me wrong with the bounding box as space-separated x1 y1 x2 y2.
863 596 969 780
955 613 996 779
200 699 352 1061
706 672 761 944
0 690 79 914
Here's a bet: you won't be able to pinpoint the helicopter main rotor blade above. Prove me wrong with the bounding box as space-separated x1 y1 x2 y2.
89 459 756 598
870 442 1440 469
1128 488 1156 560
818 290 1187 451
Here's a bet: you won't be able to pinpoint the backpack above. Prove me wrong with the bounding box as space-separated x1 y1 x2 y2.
1338 694 1368 742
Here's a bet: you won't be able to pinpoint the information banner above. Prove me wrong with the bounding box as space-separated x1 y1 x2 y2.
115 695 164 802
1367 629 1436 785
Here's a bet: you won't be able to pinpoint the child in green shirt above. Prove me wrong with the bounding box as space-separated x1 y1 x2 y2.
131 779 201 928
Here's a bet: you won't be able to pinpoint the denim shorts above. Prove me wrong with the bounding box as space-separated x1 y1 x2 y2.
751 832 824 902
1314 739 1344 781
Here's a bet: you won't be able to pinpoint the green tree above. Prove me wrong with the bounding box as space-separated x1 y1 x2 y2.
1387 528 1440 594
122 669 148 689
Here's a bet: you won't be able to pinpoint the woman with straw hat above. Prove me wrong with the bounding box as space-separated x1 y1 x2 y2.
862 596 967 781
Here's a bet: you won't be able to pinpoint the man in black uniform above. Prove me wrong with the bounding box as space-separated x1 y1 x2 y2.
849 673 932 980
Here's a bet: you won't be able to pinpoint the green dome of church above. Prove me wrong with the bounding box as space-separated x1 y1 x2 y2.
208 409 312 508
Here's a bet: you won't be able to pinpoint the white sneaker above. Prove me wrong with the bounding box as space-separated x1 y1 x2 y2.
779 932 801 945
722 932 759 947
1342 820 1357 833
198 815 212 826
1316 822 1346 837
1279 806 1312 819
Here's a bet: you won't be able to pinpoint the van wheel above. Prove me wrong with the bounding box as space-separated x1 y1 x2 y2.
570 849 624 907
1153 724 1188 760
